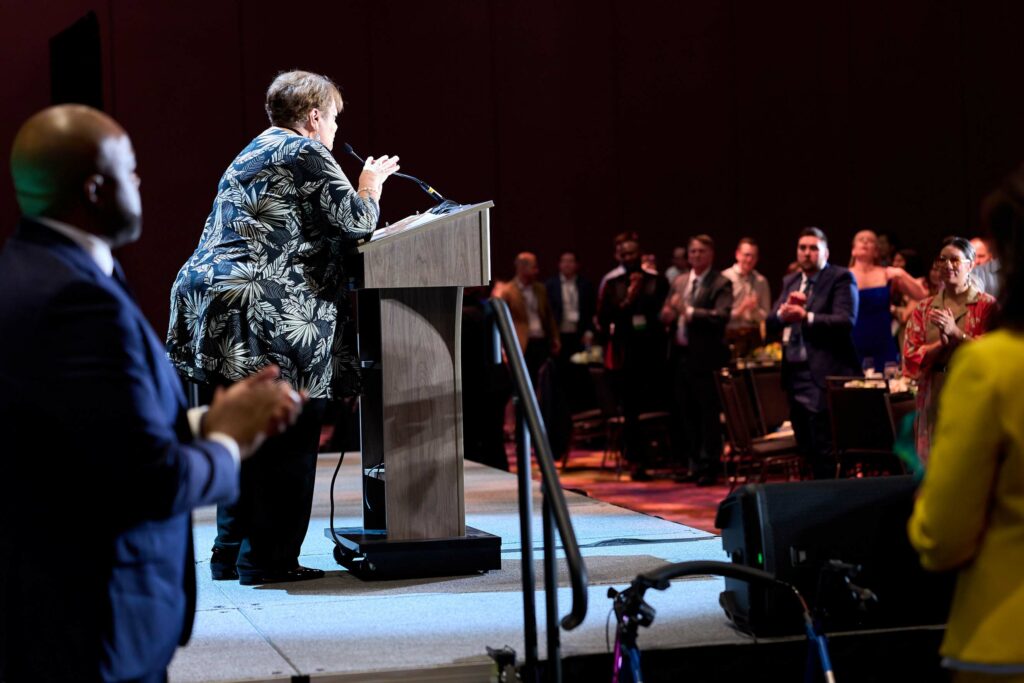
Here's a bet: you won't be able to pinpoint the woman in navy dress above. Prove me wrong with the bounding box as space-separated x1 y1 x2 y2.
849 230 928 372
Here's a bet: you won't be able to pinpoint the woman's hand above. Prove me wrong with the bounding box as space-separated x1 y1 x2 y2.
357 155 400 200
928 307 961 342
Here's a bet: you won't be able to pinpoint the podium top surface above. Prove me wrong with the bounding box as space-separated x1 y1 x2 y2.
355 200 493 288
358 201 494 253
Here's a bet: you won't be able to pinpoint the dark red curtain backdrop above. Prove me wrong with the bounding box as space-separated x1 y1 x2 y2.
3 1 1024 333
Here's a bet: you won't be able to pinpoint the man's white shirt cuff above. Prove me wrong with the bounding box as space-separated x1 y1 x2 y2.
187 406 241 470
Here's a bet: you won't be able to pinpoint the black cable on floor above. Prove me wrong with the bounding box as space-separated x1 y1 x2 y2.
328 450 347 547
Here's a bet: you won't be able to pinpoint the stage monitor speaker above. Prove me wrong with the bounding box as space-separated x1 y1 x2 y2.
715 476 955 636
50 11 103 109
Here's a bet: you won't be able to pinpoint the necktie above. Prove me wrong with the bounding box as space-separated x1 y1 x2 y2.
676 275 698 346
784 277 812 362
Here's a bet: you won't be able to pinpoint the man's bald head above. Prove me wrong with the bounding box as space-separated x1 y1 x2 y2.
10 105 141 246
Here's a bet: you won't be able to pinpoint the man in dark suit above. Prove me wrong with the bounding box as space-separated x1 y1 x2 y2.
598 236 670 480
0 105 301 683
545 250 597 412
767 227 861 479
546 250 596 359
661 235 733 485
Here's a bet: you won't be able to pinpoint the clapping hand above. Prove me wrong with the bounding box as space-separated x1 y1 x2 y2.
778 289 808 323
735 292 758 316
205 365 306 459
778 303 807 323
929 307 960 344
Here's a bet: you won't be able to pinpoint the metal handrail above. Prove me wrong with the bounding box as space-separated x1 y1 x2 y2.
490 297 588 681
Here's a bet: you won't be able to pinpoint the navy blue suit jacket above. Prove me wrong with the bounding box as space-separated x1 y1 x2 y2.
767 263 861 410
0 219 239 682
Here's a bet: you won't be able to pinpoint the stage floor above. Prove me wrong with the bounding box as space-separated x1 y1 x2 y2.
169 454 759 682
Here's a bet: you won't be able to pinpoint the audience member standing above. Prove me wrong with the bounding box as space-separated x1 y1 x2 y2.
661 235 733 485
903 237 997 463
876 230 899 266
546 250 596 362
493 251 560 382
767 227 861 479
460 287 512 471
909 170 1024 683
0 105 301 683
722 237 771 359
598 231 657 305
970 236 992 265
849 230 928 372
598 231 634 303
973 253 1002 298
665 245 688 284
546 250 596 411
598 236 670 480
890 249 929 353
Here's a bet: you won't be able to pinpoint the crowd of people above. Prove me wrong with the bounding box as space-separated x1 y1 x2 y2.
487 224 1004 484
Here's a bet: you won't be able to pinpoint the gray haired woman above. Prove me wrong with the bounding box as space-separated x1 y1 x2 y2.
167 70 398 585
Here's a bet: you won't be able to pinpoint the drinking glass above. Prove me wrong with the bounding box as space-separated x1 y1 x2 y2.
883 362 900 380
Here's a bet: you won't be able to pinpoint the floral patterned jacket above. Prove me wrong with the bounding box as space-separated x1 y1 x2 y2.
166 128 378 398
903 286 997 460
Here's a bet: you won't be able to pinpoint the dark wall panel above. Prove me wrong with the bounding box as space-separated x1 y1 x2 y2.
615 0 735 274
846 0 967 258
0 0 112 227
4 1 1024 328
962 1 1024 217
107 0 245 335
732 1 853 283
489 0 567 278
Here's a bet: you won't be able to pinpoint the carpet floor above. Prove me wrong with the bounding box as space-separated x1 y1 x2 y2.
507 447 732 534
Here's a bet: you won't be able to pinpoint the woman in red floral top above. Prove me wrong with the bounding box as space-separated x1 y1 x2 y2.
904 236 998 462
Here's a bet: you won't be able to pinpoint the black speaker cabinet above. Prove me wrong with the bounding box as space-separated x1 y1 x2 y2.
715 476 955 636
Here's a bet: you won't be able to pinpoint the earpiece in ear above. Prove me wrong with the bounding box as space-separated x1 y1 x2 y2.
84 174 104 204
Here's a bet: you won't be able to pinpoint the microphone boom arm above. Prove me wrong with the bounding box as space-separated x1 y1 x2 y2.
342 143 449 205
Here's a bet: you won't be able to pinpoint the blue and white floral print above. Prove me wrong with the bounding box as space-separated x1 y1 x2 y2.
167 128 377 398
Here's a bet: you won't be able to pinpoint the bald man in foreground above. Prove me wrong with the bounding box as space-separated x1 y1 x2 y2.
0 105 303 682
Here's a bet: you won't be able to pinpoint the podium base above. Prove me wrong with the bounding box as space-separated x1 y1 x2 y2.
324 526 501 580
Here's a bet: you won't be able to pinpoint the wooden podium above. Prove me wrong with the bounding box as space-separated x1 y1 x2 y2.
327 202 502 578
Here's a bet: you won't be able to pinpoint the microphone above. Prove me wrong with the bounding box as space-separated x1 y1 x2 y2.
342 143 453 208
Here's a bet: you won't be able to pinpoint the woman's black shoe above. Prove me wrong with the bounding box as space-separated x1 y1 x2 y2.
237 565 325 586
210 546 239 581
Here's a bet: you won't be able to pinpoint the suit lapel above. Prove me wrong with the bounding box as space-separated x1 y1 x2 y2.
805 265 832 311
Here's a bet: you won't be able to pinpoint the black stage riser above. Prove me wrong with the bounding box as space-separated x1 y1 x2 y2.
556 627 946 683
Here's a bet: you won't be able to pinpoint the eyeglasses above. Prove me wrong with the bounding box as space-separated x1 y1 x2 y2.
934 256 969 266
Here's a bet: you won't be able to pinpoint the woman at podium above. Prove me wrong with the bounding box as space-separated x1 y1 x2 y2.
166 70 398 585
